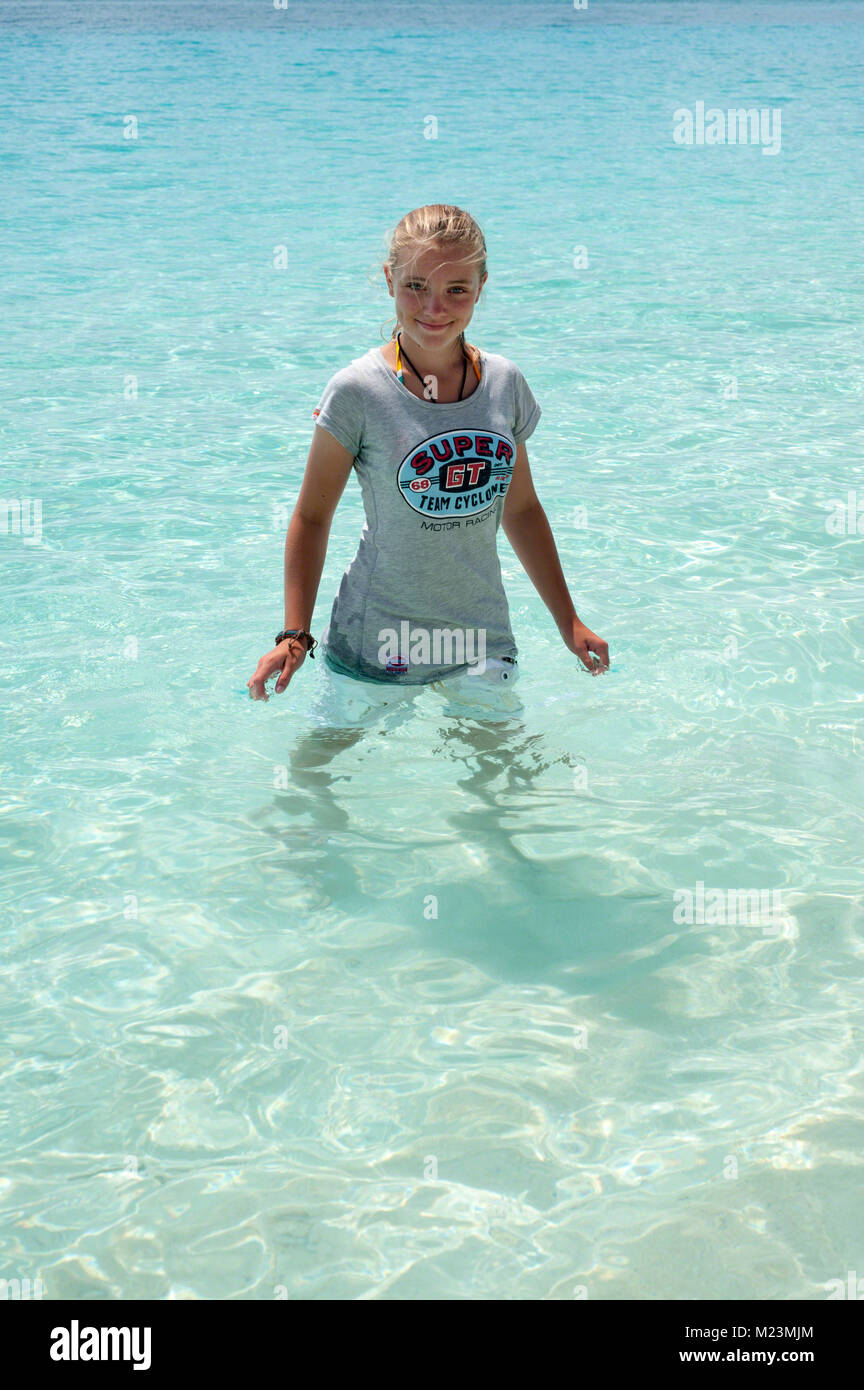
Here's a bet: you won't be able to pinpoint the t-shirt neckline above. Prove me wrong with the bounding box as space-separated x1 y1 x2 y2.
371 344 489 408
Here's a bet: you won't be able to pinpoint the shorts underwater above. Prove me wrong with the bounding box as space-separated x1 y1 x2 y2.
309 624 524 728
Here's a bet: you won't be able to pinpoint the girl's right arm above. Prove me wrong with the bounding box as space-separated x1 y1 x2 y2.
247 425 355 701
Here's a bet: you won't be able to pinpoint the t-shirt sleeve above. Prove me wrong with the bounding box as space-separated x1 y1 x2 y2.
512 365 542 444
311 368 364 458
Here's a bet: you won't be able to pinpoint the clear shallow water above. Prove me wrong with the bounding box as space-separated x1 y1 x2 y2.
1 0 863 1300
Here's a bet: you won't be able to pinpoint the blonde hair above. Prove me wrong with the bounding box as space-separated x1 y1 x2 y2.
376 204 487 341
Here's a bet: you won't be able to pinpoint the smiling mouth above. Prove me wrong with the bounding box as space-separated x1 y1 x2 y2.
417 320 451 329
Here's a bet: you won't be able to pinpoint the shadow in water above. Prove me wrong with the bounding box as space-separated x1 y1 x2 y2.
254 701 676 991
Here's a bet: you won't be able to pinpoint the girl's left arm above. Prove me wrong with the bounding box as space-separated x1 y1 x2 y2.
501 442 609 674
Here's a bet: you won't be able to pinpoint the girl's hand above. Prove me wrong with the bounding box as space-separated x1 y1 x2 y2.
247 638 309 701
565 619 610 676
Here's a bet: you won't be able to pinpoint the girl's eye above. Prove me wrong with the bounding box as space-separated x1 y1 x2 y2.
404 283 468 294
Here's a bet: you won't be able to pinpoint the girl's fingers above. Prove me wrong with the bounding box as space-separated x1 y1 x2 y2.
247 644 307 700
247 674 269 700
592 642 610 671
577 633 610 674
247 654 281 700
578 645 608 674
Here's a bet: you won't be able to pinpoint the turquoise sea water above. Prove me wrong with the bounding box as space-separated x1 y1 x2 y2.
2 0 863 1300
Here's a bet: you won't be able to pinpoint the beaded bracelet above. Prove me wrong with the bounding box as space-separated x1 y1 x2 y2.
274 627 317 659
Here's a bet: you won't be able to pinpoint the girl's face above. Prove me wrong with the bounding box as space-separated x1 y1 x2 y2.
385 245 487 347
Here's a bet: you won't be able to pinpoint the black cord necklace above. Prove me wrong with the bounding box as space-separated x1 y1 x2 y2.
396 330 469 402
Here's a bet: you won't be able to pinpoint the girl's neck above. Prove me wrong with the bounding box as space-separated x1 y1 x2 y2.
395 327 469 378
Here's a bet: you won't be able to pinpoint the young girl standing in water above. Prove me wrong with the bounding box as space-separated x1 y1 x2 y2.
247 204 608 725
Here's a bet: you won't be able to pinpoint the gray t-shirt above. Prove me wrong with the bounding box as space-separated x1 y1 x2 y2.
311 345 542 683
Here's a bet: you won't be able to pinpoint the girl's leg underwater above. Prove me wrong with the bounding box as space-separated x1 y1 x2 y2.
288 649 421 791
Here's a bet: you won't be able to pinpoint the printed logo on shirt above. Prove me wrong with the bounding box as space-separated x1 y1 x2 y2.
396 429 515 518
